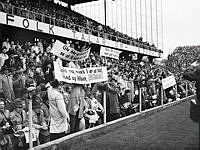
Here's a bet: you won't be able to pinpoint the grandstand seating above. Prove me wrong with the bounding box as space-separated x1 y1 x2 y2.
0 0 162 53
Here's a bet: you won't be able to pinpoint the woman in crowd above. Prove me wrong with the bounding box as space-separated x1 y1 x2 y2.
67 84 87 133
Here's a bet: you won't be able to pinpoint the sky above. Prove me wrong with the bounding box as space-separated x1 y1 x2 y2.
163 0 200 57
55 0 200 59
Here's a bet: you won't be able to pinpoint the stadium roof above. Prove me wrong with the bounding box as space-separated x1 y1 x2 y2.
61 0 99 5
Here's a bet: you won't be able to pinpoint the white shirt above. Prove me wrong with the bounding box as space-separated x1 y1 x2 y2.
0 53 8 69
48 88 69 133
31 45 39 54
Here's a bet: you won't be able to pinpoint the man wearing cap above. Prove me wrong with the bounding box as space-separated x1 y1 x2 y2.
31 100 49 144
10 98 27 131
9 98 27 150
48 79 70 141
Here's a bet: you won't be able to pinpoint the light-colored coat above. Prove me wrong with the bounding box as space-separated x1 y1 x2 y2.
0 74 15 102
48 88 69 133
67 85 87 119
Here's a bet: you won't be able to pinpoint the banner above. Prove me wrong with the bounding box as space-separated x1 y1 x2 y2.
162 75 176 90
54 62 108 84
100 46 121 59
51 40 90 61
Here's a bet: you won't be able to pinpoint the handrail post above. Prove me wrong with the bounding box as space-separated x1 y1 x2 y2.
103 91 107 124
139 87 142 112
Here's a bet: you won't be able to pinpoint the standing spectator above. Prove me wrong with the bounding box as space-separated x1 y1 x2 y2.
106 77 121 121
0 47 9 70
31 100 49 144
2 38 10 53
119 89 132 116
13 69 26 98
43 60 54 83
0 66 15 104
67 84 87 133
48 79 70 141
9 98 27 150
183 65 200 102
31 42 39 54
0 98 12 150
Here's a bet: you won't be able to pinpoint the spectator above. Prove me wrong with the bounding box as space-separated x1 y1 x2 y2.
106 77 120 121
0 98 12 150
31 100 49 144
2 38 10 53
48 79 70 141
0 66 15 104
9 98 27 150
0 47 9 69
67 84 87 133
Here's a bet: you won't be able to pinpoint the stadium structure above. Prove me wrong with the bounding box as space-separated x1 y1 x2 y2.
0 0 165 149
0 0 163 63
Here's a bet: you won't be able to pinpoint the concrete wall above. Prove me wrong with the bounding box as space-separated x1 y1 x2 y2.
34 95 194 150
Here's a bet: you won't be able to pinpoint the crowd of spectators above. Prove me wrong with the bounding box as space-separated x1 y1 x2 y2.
0 0 162 53
0 36 193 149
166 46 200 74
0 1 196 149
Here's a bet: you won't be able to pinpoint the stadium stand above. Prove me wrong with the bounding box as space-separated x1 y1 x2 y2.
0 0 195 149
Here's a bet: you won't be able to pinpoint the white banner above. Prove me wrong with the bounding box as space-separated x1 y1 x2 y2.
51 40 90 61
0 12 161 57
100 46 121 59
162 75 176 90
54 62 108 84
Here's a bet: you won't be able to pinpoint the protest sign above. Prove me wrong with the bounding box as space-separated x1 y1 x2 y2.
51 40 90 61
100 46 121 59
54 62 108 84
162 75 176 90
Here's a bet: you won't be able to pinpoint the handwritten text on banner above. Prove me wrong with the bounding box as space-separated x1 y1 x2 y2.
51 40 90 61
100 46 121 60
54 62 108 84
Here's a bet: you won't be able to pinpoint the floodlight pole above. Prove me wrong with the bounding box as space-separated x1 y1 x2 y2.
104 0 107 26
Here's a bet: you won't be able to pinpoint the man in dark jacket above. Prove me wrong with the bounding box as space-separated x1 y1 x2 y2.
182 65 200 102
182 64 200 122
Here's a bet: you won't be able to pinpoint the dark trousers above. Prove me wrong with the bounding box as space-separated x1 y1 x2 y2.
69 114 80 133
50 132 66 141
